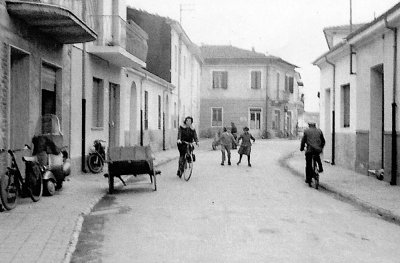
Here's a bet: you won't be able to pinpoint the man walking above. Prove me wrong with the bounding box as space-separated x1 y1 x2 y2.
218 127 236 165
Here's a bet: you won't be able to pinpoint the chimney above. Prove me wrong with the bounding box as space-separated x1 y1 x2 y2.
252 46 255 52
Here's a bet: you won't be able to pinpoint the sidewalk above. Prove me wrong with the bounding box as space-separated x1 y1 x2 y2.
0 139 212 263
285 150 400 224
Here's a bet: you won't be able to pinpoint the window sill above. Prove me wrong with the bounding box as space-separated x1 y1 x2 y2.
91 127 104 131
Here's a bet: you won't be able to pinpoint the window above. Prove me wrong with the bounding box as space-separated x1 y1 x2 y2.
342 84 350 127
212 71 228 89
92 77 104 127
158 95 162 130
285 75 294 93
251 71 261 89
250 108 261 130
144 91 148 130
211 108 222 126
276 72 280 100
273 110 281 130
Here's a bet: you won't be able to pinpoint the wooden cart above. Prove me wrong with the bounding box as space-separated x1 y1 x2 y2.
105 145 160 194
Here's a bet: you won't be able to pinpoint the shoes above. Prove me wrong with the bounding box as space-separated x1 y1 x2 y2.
308 182 312 187
248 163 251 167
221 162 224 166
177 170 182 178
192 154 196 162
318 168 323 173
237 162 240 165
228 161 231 165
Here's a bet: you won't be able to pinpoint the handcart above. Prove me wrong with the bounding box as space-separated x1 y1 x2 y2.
104 145 160 194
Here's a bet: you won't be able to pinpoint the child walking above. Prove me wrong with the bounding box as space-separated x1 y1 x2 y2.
218 127 236 165
237 126 255 167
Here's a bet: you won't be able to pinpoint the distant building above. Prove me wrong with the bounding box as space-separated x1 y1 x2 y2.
199 45 303 138
313 3 400 184
127 8 203 146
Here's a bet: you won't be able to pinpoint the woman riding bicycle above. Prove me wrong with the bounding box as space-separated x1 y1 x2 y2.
177 116 199 177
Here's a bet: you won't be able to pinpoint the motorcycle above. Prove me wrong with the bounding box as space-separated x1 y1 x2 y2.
32 114 71 196
87 139 106 173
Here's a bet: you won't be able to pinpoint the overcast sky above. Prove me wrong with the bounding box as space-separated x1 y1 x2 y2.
129 0 400 112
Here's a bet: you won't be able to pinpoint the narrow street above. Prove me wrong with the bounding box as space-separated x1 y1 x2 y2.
71 140 400 262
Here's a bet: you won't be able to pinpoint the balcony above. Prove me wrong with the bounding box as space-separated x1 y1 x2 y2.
6 0 96 44
86 15 148 68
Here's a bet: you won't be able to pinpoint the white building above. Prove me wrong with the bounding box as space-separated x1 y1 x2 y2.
313 3 400 184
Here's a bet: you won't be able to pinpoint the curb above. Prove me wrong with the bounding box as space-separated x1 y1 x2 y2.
63 155 178 263
280 151 400 226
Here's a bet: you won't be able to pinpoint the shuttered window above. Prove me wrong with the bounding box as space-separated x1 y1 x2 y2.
212 71 228 89
92 78 104 128
144 91 149 130
342 84 350 127
250 108 261 129
251 71 261 89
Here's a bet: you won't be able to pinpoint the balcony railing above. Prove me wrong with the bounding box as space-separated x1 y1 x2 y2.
88 15 148 63
10 0 83 18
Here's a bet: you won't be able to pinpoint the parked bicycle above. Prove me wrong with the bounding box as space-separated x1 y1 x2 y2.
0 146 43 210
87 139 106 173
180 141 195 181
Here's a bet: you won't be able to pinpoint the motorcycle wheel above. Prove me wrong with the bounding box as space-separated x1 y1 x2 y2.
44 180 56 196
87 154 103 173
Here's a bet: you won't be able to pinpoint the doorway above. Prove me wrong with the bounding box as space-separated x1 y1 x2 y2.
9 47 30 149
369 64 384 169
109 83 119 148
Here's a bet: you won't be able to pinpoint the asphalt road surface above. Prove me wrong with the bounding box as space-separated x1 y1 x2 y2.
71 140 400 263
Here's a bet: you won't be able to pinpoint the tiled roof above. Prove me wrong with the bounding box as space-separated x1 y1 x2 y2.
200 45 268 59
200 45 298 68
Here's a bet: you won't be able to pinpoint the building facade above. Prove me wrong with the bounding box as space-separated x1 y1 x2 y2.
0 0 96 174
199 45 303 139
314 3 400 184
127 8 202 146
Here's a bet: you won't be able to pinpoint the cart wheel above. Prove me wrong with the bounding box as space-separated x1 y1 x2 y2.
153 170 157 191
44 180 56 196
108 173 114 194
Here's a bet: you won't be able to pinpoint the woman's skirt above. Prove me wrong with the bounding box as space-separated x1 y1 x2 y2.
238 145 251 156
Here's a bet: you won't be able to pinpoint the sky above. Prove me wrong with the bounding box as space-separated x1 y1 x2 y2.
129 0 400 112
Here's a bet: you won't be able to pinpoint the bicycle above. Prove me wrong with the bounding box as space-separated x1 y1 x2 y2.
180 141 195 181
0 146 43 210
87 139 106 173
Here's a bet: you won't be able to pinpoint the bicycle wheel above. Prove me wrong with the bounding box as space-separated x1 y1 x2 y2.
0 172 17 210
25 162 43 202
87 154 103 173
183 153 193 181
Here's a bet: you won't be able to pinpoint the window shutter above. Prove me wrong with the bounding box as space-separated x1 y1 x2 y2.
289 76 294 93
251 72 255 89
212 72 216 88
223 72 228 89
257 72 261 89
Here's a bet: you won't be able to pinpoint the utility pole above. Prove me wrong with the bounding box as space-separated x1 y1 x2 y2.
350 0 353 33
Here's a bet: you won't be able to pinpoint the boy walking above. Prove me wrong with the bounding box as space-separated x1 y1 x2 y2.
218 127 236 165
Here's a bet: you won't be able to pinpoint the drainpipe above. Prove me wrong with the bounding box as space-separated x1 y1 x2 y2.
265 65 270 137
81 1 87 172
325 56 336 165
140 75 146 146
385 18 398 185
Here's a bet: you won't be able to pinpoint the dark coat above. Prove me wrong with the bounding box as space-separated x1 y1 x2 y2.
300 127 325 154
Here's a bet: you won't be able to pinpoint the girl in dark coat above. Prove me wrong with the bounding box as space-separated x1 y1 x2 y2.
176 116 199 177
237 127 255 167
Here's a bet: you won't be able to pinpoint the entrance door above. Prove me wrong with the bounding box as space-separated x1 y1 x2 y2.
369 64 384 169
109 83 119 148
10 47 30 149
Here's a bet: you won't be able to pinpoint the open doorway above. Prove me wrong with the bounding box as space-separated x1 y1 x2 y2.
369 64 384 170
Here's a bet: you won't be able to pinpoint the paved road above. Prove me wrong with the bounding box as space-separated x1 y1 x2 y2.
71 140 400 263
